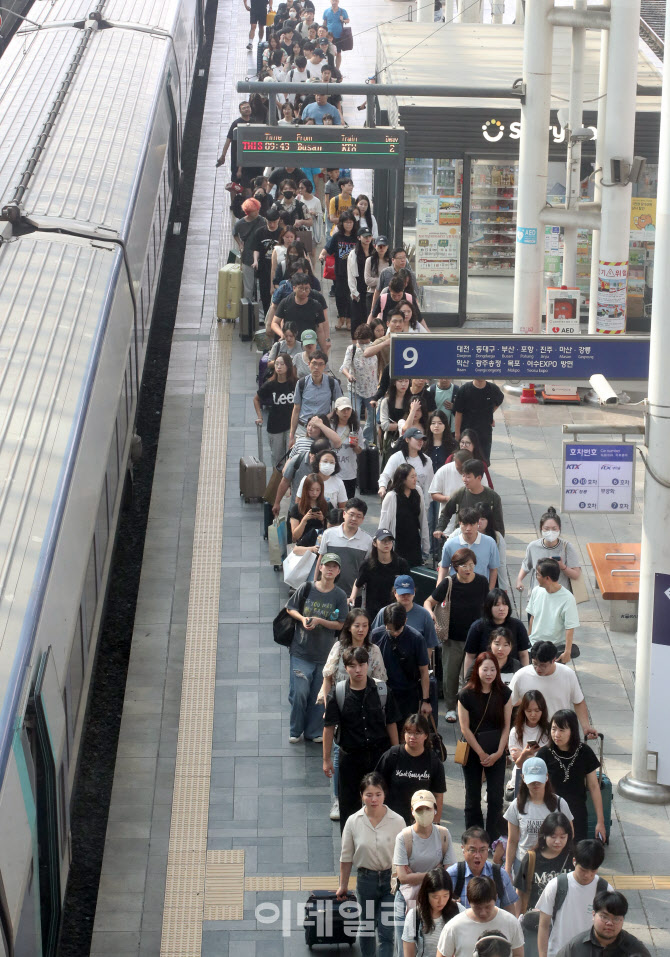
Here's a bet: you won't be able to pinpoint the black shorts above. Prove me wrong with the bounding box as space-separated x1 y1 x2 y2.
249 0 267 24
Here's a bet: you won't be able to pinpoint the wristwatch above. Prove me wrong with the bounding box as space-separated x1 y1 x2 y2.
422 698 431 704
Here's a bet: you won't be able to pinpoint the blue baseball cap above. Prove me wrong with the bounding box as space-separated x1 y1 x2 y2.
522 756 548 784
393 575 415 595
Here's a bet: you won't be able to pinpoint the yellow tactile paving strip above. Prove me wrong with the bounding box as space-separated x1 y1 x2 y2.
159 324 233 957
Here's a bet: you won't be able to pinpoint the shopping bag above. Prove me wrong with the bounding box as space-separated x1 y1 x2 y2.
283 549 317 589
268 517 287 569
323 254 336 280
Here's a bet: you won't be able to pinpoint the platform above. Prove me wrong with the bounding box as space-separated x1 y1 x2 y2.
89 2 670 955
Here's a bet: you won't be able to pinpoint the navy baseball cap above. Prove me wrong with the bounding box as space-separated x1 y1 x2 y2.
375 528 395 541
394 575 415 595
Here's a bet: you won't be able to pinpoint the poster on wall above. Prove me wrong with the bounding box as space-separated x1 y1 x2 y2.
416 225 460 286
438 196 461 226
417 195 439 225
596 261 628 333
630 197 656 239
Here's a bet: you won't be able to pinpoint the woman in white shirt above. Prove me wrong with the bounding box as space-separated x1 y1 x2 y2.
355 194 379 239
379 429 434 513
296 448 347 509
298 178 324 249
508 689 551 795
402 868 464 957
329 395 364 500
340 325 380 446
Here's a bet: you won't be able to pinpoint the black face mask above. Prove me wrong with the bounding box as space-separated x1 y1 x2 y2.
283 191 295 199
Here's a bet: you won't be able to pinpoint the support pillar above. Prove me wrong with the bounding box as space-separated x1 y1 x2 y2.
512 0 553 334
416 0 433 22
618 0 670 807
588 27 609 332
595 0 640 333
562 0 586 287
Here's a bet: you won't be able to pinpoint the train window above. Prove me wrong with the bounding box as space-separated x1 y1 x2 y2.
158 191 163 236
95 486 109 588
117 397 128 468
58 764 68 853
68 612 84 728
165 72 181 194
62 686 70 768
107 421 119 513
83 541 97 648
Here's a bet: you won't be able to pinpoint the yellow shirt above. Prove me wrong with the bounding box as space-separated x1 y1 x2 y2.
329 193 353 221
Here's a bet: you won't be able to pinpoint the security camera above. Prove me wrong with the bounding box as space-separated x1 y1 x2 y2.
571 126 595 143
589 374 618 405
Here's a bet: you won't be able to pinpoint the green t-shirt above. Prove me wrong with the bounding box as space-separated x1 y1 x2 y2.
287 582 348 663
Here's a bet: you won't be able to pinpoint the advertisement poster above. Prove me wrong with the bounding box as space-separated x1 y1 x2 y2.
416 225 460 286
630 197 656 239
438 196 461 226
417 195 439 226
596 261 628 333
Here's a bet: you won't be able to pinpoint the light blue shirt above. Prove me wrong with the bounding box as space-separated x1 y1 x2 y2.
446 861 518 908
301 101 342 125
322 5 348 38
439 531 499 578
372 603 439 650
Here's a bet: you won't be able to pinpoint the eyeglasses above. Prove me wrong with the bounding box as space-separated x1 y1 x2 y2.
595 912 624 926
455 561 475 570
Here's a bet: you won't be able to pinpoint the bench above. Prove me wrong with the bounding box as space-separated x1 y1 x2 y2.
586 542 640 634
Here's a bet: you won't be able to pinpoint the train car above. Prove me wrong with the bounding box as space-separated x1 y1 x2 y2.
0 0 203 950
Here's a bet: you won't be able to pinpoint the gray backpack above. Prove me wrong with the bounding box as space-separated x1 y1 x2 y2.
335 678 387 711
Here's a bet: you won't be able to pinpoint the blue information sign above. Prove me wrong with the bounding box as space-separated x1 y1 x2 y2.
562 442 636 513
389 334 650 380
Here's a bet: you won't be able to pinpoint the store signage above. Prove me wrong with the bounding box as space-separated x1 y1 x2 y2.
596 261 628 334
561 442 635 513
389 333 650 380
481 118 597 145
517 226 537 245
237 125 405 168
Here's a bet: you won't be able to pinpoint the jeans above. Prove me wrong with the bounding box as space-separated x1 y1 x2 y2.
462 751 506 840
332 740 340 798
441 639 466 712
242 263 256 301
359 394 377 446
288 655 324 739
393 890 408 957
267 430 289 467
355 867 394 957
427 500 441 563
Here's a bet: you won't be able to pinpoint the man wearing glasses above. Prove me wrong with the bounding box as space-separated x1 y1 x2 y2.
556 890 651 956
445 827 518 913
435 506 500 588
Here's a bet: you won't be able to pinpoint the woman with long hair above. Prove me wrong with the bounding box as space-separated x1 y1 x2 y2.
376 714 447 825
379 429 434 512
318 610 387 823
350 529 410 623
321 209 358 331
402 868 462 957
288 472 328 546
398 297 430 334
379 464 429 566
424 411 456 548
272 240 309 287
266 321 302 374
347 227 375 336
329 395 363 499
504 756 573 878
295 447 347 509
537 709 607 843
457 651 513 838
464 588 531 675
340 324 379 446
508 691 551 795
355 194 378 237
444 428 493 486
365 237 391 314
253 353 297 465
270 225 299 283
379 376 412 465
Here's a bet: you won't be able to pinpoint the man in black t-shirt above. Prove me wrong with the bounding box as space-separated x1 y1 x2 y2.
233 199 266 301
253 205 282 313
268 166 310 192
215 101 262 186
453 378 505 464
271 274 329 351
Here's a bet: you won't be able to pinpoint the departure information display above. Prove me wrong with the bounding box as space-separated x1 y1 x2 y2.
237 125 406 168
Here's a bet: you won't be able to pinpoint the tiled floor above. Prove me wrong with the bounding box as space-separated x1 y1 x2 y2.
90 1 670 955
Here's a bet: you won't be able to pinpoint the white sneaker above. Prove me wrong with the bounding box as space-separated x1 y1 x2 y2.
329 799 340 821
310 735 323 743
289 735 303 744
446 710 458 723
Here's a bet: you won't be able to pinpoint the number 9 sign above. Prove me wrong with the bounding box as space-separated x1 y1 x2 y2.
402 346 418 370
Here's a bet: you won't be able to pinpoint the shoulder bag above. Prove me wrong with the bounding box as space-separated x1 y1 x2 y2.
454 692 491 766
273 582 312 646
337 25 354 51
433 575 453 642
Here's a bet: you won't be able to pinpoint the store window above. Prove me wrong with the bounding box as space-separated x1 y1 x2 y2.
467 158 518 316
403 158 463 315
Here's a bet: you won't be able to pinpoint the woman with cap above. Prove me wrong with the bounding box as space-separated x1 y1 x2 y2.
376 715 447 825
402 868 463 957
330 395 364 499
392 791 457 957
232 197 267 302
350 529 410 623
379 429 434 513
379 464 430 567
347 227 375 337
286 553 348 743
503 756 573 879
340 325 379 446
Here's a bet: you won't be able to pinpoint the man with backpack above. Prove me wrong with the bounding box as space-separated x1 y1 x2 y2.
536 839 613 957
445 827 519 912
323 646 401 831
328 176 354 223
289 351 342 445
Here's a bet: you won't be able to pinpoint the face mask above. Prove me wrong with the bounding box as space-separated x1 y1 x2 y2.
542 528 559 542
283 191 294 199
319 462 336 476
289 9 297 15
413 808 434 827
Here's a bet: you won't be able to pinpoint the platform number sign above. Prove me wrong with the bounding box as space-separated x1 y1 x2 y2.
561 443 636 514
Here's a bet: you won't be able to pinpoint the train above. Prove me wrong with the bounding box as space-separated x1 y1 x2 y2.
0 0 204 950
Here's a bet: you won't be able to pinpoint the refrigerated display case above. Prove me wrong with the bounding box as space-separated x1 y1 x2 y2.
468 159 518 276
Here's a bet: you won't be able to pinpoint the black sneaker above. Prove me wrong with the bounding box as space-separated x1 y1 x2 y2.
246 41 252 50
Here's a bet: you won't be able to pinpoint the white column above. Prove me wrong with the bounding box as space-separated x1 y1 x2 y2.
458 0 482 22
515 0 524 25
617 0 670 806
588 27 609 333
595 0 640 333
491 0 505 25
417 0 434 22
512 0 553 334
561 0 586 287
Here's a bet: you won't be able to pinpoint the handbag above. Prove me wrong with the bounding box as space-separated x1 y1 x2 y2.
453 692 491 766
429 713 447 762
263 451 289 505
433 576 452 643
337 25 353 51
323 253 336 280
273 582 312 646
283 548 317 589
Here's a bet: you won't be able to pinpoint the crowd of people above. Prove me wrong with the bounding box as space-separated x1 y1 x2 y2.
221 4 649 955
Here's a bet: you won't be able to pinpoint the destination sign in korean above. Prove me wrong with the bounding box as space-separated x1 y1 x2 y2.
562 443 636 514
237 125 405 168
389 334 650 381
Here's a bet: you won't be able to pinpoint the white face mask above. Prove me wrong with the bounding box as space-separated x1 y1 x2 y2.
413 807 434 827
319 462 336 476
542 528 559 542
289 9 297 15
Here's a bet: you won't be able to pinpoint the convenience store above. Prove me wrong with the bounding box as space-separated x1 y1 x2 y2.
375 22 662 327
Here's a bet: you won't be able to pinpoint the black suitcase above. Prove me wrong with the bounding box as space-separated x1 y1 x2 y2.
303 889 358 949
239 297 260 342
410 561 438 606
586 733 613 844
357 445 380 495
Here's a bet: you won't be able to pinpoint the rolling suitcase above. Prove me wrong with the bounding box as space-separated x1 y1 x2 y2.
268 516 287 570
357 446 380 495
239 424 267 502
303 889 358 949
409 560 439 606
239 297 260 342
586 733 612 843
216 263 243 320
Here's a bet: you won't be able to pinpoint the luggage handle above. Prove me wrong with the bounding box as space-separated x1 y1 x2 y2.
584 731 604 784
257 421 264 462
